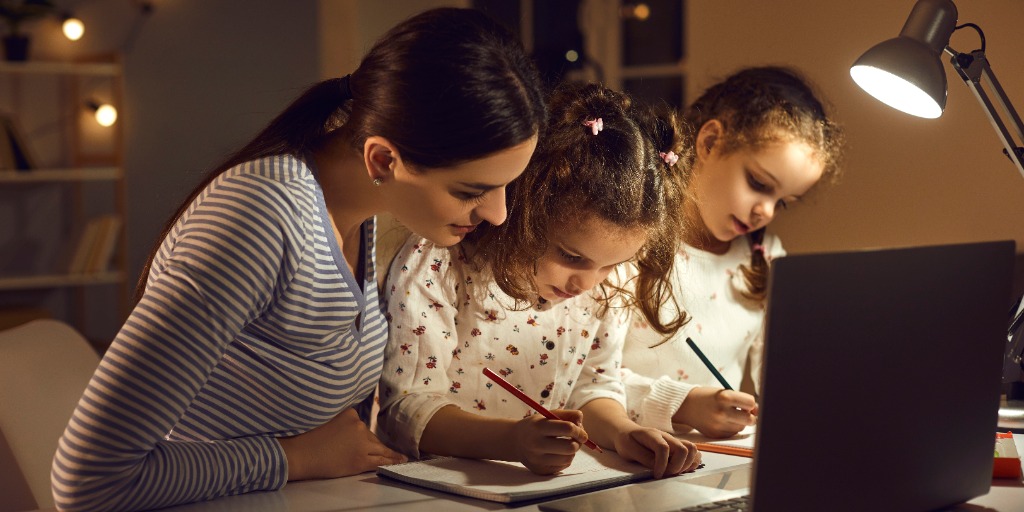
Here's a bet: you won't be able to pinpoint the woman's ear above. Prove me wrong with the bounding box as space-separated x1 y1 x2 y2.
695 119 723 162
363 136 401 185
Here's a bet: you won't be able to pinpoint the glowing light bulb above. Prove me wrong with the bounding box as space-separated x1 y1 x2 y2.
94 104 118 127
633 4 651 20
62 17 85 41
621 3 651 21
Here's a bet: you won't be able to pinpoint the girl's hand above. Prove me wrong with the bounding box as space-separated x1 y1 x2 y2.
675 387 757 438
278 408 407 481
613 427 702 479
512 409 588 475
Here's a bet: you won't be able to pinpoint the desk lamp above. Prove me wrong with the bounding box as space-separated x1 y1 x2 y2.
849 0 1024 431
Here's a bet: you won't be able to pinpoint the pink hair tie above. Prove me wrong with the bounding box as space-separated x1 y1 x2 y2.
583 118 604 135
752 243 765 254
659 150 679 166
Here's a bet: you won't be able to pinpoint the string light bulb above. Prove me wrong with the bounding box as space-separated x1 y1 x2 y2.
87 101 118 127
621 3 651 21
62 15 85 41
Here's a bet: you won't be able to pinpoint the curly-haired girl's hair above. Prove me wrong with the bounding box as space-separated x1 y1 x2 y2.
467 81 692 336
685 66 845 301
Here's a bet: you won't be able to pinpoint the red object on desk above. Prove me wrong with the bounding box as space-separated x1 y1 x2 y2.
482 367 602 452
993 432 1022 479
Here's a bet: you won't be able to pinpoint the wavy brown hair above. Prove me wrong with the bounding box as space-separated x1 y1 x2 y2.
685 66 845 301
467 81 691 336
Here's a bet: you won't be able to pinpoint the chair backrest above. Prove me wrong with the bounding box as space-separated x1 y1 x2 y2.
0 319 99 511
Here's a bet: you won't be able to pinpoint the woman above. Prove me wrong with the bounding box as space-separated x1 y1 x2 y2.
51 8 546 512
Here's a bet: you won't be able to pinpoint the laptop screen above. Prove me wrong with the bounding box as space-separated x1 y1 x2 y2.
751 240 1014 511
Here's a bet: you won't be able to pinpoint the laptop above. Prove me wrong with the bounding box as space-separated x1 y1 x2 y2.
541 240 1015 512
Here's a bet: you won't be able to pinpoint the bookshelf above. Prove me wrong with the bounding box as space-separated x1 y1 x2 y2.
0 57 127 342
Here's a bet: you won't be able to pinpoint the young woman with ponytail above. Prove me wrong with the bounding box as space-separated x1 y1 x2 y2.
52 8 545 511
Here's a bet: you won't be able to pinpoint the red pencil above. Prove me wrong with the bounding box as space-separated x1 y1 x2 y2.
482 367 602 452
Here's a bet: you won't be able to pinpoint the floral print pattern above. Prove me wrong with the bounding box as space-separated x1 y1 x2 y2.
378 236 629 457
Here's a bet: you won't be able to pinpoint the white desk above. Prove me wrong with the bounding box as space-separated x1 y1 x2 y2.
138 435 1023 512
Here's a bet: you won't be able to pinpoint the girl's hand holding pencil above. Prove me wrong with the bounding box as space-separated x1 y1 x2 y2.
679 337 758 438
511 408 590 475
484 367 597 475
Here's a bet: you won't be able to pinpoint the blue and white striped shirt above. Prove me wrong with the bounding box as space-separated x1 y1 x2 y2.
51 154 387 512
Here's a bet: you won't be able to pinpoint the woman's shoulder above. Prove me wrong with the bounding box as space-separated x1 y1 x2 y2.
218 154 315 192
177 155 321 239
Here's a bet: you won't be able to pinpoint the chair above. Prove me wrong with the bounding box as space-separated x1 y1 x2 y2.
0 319 99 512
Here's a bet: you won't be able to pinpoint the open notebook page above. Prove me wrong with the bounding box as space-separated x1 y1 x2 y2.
377 447 653 503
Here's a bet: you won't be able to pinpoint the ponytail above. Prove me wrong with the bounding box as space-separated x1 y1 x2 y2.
738 228 770 301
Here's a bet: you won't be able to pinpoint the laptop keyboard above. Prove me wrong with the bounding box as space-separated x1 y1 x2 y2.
677 494 750 511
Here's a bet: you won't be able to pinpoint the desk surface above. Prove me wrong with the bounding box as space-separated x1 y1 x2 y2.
32 435 1024 512
146 435 1023 512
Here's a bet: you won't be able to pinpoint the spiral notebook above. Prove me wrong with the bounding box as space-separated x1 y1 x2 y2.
377 448 655 503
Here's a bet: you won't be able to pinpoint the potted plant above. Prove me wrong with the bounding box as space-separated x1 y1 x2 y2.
0 0 55 61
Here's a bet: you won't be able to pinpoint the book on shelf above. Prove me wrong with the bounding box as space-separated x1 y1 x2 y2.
0 115 37 171
67 219 101 274
67 215 121 274
89 216 122 273
377 447 656 504
0 116 16 170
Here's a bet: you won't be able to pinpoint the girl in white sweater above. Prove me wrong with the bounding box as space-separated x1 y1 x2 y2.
621 66 845 438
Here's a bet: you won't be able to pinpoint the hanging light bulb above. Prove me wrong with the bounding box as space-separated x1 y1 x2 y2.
62 15 85 41
621 3 651 21
87 101 118 127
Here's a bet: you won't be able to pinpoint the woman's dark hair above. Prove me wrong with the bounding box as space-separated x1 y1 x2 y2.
685 66 845 301
136 7 546 299
467 81 691 337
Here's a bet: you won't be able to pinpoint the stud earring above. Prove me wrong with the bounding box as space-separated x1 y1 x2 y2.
373 178 383 186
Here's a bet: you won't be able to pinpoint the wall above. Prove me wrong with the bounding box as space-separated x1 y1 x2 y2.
686 0 1024 255
319 0 1024 257
9 0 1023 340
122 0 319 297
4 0 319 341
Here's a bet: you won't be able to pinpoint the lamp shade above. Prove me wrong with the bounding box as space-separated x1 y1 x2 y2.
850 0 958 119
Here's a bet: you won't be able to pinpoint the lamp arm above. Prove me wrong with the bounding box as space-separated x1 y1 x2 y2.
946 47 1024 383
944 47 1024 180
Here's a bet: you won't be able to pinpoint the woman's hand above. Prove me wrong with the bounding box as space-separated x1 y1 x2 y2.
278 408 407 481
511 409 588 475
612 426 702 479
674 387 757 438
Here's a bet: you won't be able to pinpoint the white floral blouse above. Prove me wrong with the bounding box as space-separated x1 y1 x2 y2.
377 235 630 458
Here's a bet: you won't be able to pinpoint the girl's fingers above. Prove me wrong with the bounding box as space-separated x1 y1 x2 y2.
551 409 584 424
532 435 582 456
536 416 590 446
720 390 758 411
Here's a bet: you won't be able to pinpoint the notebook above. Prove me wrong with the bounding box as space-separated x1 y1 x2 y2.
542 240 1015 512
377 446 656 503
680 425 755 458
